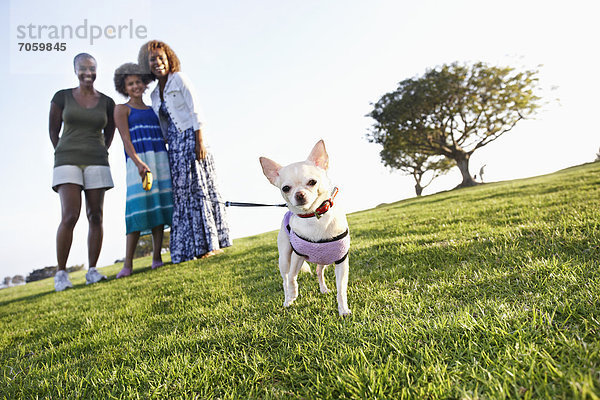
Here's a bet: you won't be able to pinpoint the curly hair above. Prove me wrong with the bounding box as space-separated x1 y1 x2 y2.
137 40 181 80
113 63 154 97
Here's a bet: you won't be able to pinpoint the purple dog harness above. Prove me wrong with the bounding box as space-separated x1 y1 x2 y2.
283 211 350 265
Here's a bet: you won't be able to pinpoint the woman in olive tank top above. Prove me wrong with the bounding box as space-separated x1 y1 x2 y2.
49 53 116 291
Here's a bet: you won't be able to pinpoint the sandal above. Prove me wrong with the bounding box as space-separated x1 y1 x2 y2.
116 267 133 279
151 261 163 270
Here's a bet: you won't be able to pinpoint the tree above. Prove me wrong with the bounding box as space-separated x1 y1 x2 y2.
379 133 454 196
368 62 541 187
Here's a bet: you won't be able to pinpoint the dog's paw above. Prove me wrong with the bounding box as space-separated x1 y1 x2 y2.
338 307 352 317
320 288 330 294
283 299 296 307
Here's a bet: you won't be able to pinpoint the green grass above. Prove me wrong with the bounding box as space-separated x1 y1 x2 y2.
1 162 600 399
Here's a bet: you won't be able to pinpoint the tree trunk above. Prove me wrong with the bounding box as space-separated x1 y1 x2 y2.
414 183 423 196
454 152 477 188
413 171 424 196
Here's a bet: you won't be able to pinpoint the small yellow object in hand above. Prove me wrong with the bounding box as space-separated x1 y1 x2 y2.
142 171 153 191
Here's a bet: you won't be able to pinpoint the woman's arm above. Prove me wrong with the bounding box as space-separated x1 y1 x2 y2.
177 72 204 132
49 102 63 149
104 100 116 149
195 129 207 160
114 104 150 177
177 73 207 160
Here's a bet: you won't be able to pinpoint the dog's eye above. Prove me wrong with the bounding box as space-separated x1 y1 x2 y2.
307 179 317 186
282 185 291 193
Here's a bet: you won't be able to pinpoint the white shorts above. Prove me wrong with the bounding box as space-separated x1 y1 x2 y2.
52 165 114 192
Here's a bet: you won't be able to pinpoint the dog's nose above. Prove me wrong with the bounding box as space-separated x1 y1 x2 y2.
295 191 307 204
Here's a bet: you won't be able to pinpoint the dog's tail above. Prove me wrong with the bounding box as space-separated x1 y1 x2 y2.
300 262 312 274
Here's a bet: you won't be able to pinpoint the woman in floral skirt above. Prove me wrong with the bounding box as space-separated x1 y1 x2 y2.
138 40 231 264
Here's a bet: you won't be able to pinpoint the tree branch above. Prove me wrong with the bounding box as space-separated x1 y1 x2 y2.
473 115 522 151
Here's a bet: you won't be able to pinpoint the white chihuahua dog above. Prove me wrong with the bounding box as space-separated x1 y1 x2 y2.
260 140 351 316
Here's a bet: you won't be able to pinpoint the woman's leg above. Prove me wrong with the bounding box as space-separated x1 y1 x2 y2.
56 184 82 271
151 225 165 266
84 188 105 268
117 231 140 278
125 231 141 269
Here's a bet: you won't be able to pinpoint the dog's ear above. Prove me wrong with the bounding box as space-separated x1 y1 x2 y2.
259 157 282 185
307 140 329 170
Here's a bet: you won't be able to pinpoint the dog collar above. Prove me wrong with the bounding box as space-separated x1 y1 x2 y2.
297 187 339 219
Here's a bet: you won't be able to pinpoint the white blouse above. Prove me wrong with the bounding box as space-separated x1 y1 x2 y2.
150 71 205 137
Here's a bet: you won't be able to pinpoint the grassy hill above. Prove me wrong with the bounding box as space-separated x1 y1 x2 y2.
1 162 599 399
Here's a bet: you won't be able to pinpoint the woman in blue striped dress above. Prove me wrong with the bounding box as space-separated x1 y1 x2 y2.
113 63 174 278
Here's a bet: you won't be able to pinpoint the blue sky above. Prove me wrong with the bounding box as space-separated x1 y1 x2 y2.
1 0 599 278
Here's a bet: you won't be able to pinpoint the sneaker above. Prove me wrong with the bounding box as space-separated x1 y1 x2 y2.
54 270 73 292
86 267 107 285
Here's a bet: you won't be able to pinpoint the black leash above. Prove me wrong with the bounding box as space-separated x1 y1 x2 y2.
225 201 287 208
191 194 287 208
224 187 338 210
